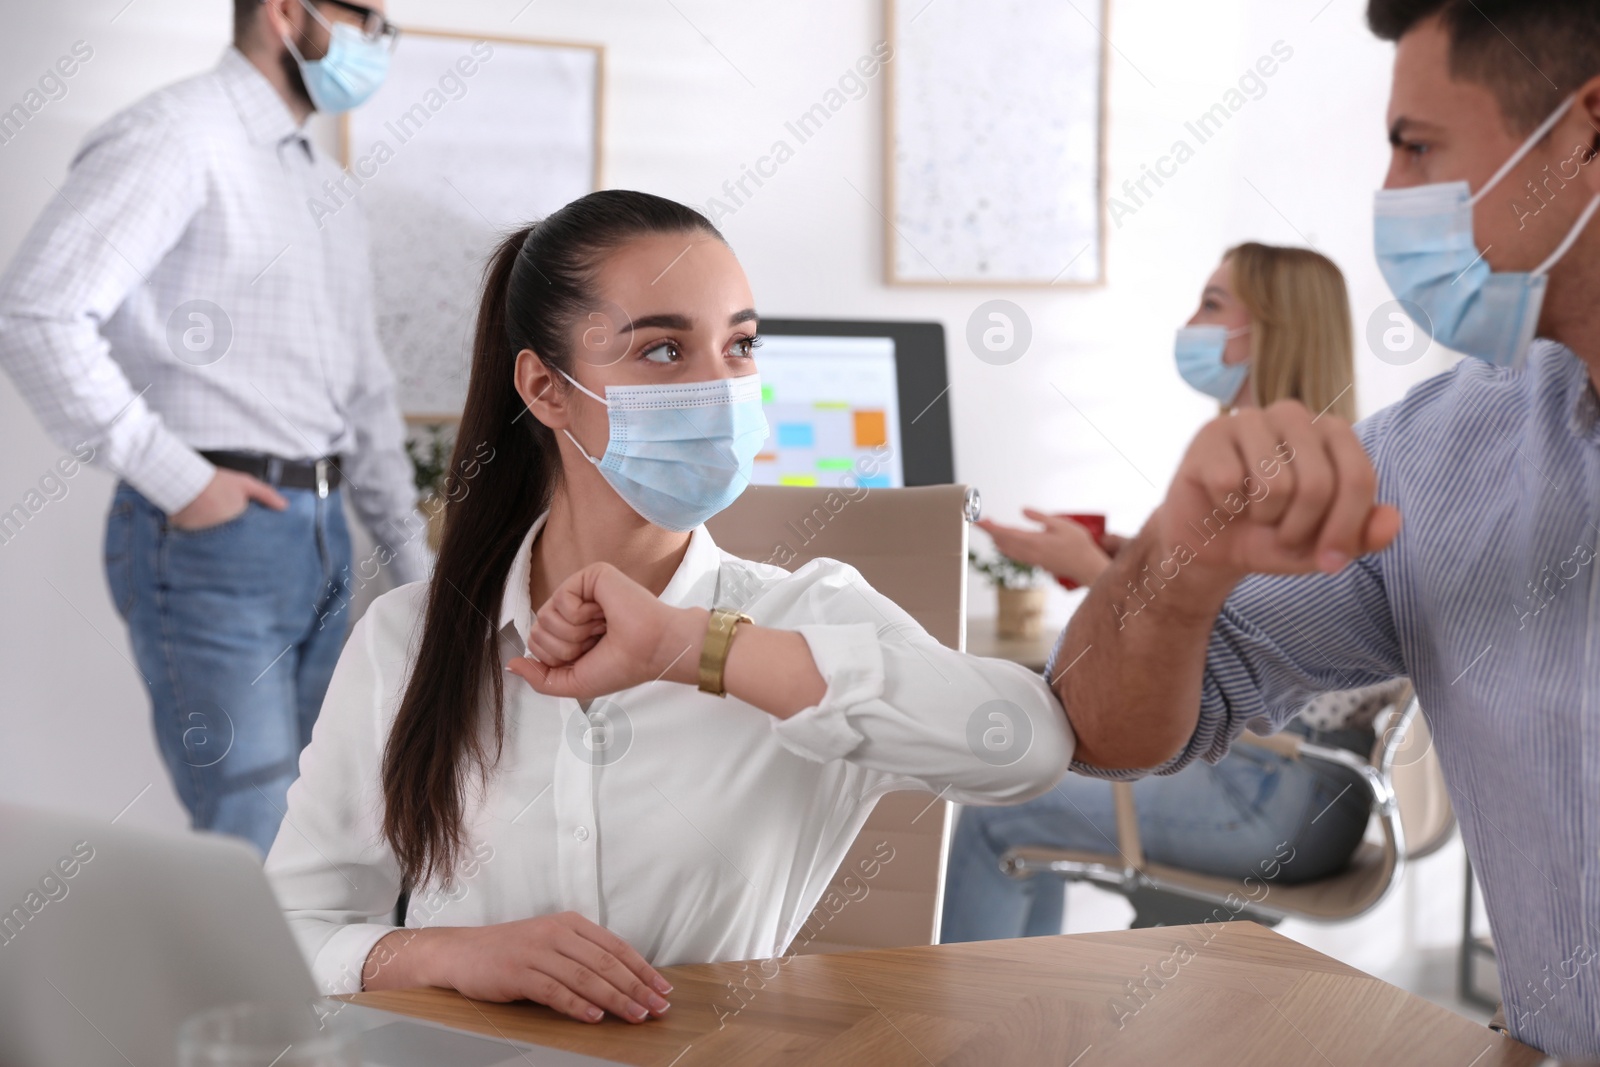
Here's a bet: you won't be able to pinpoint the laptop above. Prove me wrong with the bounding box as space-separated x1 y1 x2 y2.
0 804 626 1067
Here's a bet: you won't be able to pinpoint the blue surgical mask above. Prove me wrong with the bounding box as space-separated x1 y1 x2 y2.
283 0 391 114
1175 324 1251 404
1374 94 1600 369
556 369 770 532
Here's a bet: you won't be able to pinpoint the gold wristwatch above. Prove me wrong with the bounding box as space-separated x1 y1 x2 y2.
698 608 753 696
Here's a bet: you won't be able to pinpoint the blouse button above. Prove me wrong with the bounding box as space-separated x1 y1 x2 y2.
574 825 590 842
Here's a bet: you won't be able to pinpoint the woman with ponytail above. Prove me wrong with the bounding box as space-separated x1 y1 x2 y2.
264 190 1072 1025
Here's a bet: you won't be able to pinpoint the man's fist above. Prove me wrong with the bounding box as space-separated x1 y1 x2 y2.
1151 400 1401 582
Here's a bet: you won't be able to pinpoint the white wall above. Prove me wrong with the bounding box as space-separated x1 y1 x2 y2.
0 0 1471 979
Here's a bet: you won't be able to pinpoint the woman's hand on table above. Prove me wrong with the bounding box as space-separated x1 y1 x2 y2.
364 913 672 1024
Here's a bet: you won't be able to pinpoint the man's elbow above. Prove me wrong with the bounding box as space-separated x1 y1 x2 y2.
1063 710 1190 774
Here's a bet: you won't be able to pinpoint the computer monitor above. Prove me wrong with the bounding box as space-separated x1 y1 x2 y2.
751 319 953 488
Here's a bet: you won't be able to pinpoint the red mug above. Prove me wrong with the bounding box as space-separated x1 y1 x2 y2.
1055 513 1106 591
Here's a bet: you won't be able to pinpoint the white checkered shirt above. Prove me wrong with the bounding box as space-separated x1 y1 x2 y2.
0 45 429 584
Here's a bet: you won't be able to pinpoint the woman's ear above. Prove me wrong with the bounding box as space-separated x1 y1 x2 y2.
514 349 570 430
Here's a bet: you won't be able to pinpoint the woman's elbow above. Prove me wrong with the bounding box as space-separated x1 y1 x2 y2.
971 703 1075 803
1020 718 1076 800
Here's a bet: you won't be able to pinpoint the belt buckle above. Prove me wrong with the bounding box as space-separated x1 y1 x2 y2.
315 457 330 499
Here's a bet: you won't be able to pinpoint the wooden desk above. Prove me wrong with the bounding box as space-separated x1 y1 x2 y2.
964 614 1060 673
347 923 1541 1065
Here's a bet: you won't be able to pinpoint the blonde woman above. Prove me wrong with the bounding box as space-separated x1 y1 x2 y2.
1178 241 1357 417
942 243 1407 940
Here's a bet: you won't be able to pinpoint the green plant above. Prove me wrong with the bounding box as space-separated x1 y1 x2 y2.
405 423 454 495
968 550 1045 591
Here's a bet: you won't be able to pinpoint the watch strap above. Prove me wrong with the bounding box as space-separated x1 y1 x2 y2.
698 608 753 696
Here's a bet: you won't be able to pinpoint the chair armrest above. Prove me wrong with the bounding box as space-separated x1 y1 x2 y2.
1294 740 1398 824
1106 732 1395 885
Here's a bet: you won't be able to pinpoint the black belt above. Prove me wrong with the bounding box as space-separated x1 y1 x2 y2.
200 450 344 497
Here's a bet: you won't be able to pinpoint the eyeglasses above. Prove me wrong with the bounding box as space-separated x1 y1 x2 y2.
310 0 401 50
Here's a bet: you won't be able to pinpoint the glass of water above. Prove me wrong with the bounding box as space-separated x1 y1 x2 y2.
177 1000 362 1067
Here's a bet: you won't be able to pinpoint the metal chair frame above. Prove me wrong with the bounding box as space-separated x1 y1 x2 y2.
1000 695 1441 927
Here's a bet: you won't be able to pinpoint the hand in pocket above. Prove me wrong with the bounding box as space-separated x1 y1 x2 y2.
169 469 288 531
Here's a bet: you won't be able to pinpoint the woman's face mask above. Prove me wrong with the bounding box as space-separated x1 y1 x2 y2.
1175 324 1251 404
555 367 770 532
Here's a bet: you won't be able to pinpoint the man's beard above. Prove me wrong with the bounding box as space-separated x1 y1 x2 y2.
278 44 315 112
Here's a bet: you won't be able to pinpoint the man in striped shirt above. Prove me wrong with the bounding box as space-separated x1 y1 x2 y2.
1050 1 1600 1057
0 0 425 858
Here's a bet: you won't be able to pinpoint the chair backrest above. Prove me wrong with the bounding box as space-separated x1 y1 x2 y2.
706 484 971 952
1380 696 1456 860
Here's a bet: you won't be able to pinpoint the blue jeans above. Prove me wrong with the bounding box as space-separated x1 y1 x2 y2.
940 730 1371 942
103 480 353 858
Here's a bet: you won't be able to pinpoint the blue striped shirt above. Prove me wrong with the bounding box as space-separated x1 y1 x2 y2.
1059 340 1600 1058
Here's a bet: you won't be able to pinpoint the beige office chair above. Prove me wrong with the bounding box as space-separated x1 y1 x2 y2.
1001 688 1457 926
707 483 976 953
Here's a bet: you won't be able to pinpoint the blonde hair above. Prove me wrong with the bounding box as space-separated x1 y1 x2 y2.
1224 242 1357 423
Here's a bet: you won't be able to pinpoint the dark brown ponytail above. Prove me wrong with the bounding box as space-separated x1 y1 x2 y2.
380 191 724 890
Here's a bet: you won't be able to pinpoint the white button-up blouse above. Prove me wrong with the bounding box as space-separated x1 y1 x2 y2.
264 512 1074 994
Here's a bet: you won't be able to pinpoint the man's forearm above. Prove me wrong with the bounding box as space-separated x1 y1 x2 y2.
1050 514 1240 770
340 445 433 587
0 314 216 514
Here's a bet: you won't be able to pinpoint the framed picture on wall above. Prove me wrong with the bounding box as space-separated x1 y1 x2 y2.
885 0 1108 287
340 29 604 421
